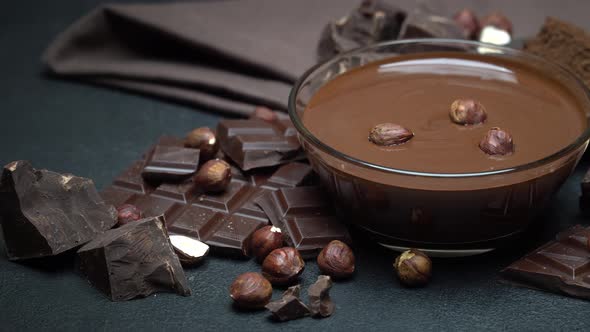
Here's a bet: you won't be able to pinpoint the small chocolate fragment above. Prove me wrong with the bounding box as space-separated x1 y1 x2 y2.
230 272 273 310
255 187 352 258
283 284 301 298
369 123 414 146
399 12 464 39
525 17 590 90
217 119 302 171
169 234 209 266
317 0 407 61
250 106 278 122
307 275 335 318
479 127 514 156
453 8 480 40
142 145 200 181
265 295 311 322
185 127 218 161
501 225 590 300
0 161 117 260
116 204 143 227
77 216 191 301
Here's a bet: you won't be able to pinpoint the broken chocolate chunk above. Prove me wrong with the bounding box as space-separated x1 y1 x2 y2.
501 225 590 300
283 284 302 298
216 118 302 171
0 161 117 260
317 0 407 61
265 295 311 322
142 145 200 182
77 215 191 301
307 275 335 318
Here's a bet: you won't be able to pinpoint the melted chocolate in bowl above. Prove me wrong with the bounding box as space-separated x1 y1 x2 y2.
292 42 590 254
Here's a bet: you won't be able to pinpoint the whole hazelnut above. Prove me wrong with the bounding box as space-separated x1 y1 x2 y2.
116 204 142 227
250 106 278 122
450 99 487 125
229 272 273 309
479 127 514 156
369 123 414 146
480 12 513 35
262 247 305 285
317 240 355 279
185 127 218 161
194 159 232 193
453 8 480 40
394 249 432 287
250 226 284 262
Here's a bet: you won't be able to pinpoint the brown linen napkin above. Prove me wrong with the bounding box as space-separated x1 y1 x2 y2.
43 0 359 116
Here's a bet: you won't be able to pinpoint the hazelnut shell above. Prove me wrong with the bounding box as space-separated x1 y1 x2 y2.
194 159 232 193
317 240 355 279
369 123 414 146
250 226 284 262
229 272 273 309
394 249 432 287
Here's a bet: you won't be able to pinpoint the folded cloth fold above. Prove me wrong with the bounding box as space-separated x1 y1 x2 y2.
43 0 359 116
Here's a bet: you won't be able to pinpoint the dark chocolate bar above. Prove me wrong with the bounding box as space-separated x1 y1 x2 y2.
0 161 117 260
101 138 324 258
78 215 191 301
217 118 302 171
501 225 590 300
255 187 351 258
141 145 200 181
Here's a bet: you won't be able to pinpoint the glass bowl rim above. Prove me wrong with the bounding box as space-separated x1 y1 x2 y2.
288 38 590 178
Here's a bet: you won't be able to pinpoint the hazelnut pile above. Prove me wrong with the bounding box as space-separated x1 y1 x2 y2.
369 98 515 156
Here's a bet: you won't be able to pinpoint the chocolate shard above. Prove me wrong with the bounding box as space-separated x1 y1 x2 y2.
77 215 191 301
399 12 464 39
255 187 352 258
283 284 301 298
265 295 311 322
317 0 407 61
308 275 335 318
501 225 590 300
216 118 302 171
141 145 200 182
525 17 590 90
0 161 117 260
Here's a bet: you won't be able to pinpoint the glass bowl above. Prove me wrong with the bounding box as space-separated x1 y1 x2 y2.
288 39 590 256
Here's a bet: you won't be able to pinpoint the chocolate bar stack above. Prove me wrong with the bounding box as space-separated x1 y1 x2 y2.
101 116 351 259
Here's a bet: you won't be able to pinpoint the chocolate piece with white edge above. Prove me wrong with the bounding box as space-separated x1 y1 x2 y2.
77 216 191 301
169 234 209 266
0 160 117 260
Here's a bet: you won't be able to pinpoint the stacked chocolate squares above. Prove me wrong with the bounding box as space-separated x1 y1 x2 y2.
101 111 350 267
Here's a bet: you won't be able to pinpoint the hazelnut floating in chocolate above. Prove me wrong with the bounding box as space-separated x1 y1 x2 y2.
369 123 413 146
394 249 432 287
230 272 273 310
250 106 278 122
450 99 487 125
116 204 143 227
453 8 480 39
317 240 355 279
479 127 514 156
185 127 218 161
262 247 305 285
250 226 284 262
194 159 232 193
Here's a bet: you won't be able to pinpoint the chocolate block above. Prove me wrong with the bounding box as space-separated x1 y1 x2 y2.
78 216 191 301
525 17 590 90
501 225 590 300
142 145 199 181
217 119 302 171
308 275 335 318
0 161 117 260
266 295 311 322
255 187 351 258
100 137 325 258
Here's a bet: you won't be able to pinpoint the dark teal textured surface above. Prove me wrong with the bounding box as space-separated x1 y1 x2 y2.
1 1 590 331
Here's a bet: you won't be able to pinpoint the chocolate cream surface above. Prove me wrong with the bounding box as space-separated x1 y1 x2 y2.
303 52 587 174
